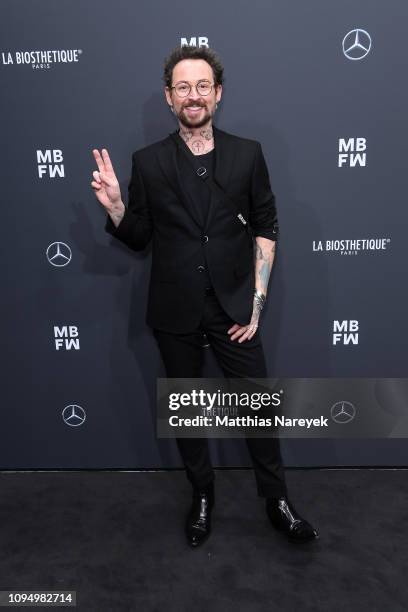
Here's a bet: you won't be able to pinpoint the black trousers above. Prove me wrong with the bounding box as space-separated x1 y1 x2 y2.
152 288 288 499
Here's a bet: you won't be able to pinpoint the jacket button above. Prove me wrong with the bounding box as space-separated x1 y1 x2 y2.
197 265 205 272
202 235 208 243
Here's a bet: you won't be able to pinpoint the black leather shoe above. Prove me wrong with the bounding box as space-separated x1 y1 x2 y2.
266 496 319 543
185 483 214 548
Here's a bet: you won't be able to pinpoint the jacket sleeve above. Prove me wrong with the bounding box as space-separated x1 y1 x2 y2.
249 142 279 241
105 152 153 251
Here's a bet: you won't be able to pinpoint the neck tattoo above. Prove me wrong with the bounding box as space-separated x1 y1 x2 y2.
179 127 214 155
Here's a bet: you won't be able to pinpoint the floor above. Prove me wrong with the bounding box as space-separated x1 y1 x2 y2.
0 468 406 612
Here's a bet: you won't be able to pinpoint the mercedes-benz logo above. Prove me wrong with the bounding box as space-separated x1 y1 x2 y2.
46 242 72 267
342 29 372 60
330 401 356 424
62 404 86 427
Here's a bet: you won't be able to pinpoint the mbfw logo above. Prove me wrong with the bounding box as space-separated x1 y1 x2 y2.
180 37 209 47
338 138 366 167
1 49 82 69
333 321 359 346
46 242 72 267
37 150 64 178
313 238 391 256
342 29 372 60
54 326 80 350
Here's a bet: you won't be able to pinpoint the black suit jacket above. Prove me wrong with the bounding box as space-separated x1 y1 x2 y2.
105 125 279 333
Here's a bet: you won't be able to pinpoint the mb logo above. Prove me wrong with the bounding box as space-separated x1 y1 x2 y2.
333 320 359 345
37 149 65 178
180 37 209 47
54 325 80 350
338 138 366 167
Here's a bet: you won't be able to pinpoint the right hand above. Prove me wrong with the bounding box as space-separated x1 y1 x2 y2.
91 148 124 215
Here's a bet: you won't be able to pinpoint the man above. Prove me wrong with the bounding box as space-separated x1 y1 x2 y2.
91 45 319 546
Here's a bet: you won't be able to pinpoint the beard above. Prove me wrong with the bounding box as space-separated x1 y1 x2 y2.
176 102 213 129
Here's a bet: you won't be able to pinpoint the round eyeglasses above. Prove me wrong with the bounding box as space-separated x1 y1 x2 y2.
170 80 215 98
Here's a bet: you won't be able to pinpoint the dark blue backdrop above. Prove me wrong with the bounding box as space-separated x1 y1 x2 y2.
2 0 407 468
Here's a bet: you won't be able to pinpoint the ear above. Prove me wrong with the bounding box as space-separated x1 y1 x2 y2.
215 84 223 103
164 86 172 106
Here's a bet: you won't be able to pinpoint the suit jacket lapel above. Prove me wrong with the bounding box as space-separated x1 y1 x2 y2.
155 125 238 232
204 125 237 231
156 133 203 229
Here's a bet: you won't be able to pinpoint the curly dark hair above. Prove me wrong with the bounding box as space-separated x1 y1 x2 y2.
163 45 224 89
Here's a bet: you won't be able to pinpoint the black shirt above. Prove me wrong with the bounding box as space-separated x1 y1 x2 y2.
176 137 215 228
176 135 215 287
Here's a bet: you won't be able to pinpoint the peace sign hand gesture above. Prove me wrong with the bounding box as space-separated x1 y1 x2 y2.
91 148 125 224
